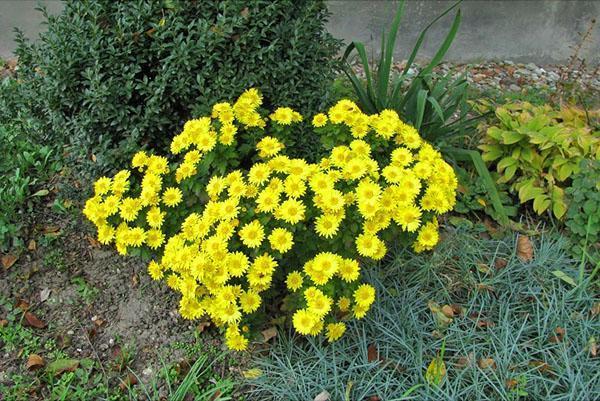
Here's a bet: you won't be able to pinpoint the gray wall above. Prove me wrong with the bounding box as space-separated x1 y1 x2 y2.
1 1 599 64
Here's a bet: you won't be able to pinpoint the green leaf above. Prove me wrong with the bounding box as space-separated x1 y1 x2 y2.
533 194 551 214
47 359 80 376
497 156 517 172
415 89 428 130
501 131 526 145
552 270 576 287
376 1 405 108
444 147 509 225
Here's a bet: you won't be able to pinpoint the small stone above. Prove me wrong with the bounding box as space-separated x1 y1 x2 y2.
142 367 153 376
99 343 109 351
109 338 115 346
509 84 520 91
67 330 74 335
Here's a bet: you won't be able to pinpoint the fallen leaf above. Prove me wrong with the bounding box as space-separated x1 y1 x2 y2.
196 321 211 333
476 262 491 274
428 301 453 328
31 189 49 197
592 303 600 318
505 378 518 389
0 319 7 327
455 352 475 369
441 305 455 318
261 327 278 342
588 336 597 357
118 373 138 391
367 344 384 363
478 358 496 369
26 354 45 370
1 253 18 269
131 273 139 288
425 356 446 386
529 360 553 375
552 270 576 287
242 368 263 379
28 240 37 251
367 397 381 401
24 311 47 329
516 235 534 262
86 235 101 248
40 288 51 303
47 358 79 376
208 390 222 401
240 7 249 17
494 257 508 269
16 299 30 312
314 390 330 401
42 225 60 234
548 327 565 343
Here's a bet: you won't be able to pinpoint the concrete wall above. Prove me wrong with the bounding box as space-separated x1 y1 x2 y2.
1 1 599 64
327 0 600 64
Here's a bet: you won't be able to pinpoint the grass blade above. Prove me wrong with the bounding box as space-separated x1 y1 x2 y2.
415 89 428 130
376 1 406 108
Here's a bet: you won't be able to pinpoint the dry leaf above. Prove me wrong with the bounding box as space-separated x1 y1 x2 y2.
314 390 330 401
367 344 383 363
0 319 8 327
588 337 597 358
455 352 475 369
16 299 30 312
240 7 249 17
428 301 453 328
24 311 47 329
118 373 138 391
548 327 565 343
478 358 496 369
529 360 553 375
441 305 455 318
131 273 139 288
196 321 211 333
26 354 45 370
516 235 534 262
2 253 18 269
494 257 508 270
28 240 37 251
505 379 518 389
476 262 491 274
261 327 278 342
425 356 447 386
591 303 600 318
40 288 51 303
42 225 60 234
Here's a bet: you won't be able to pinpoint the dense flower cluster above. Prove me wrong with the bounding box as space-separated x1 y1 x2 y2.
84 89 458 350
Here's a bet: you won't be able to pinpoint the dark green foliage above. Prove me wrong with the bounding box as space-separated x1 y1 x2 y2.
565 159 600 264
454 166 518 222
249 231 599 400
12 0 340 175
0 78 63 251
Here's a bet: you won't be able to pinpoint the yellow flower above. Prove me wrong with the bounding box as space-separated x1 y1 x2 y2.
286 271 303 291
337 296 351 312
292 309 318 335
256 136 284 158
354 284 376 307
147 260 163 280
226 252 250 277
146 229 164 249
239 290 261 313
312 113 328 127
248 163 272 185
338 258 360 282
94 177 112 195
238 220 265 248
275 199 305 224
355 233 382 258
268 227 294 253
315 214 341 239
326 322 346 342
131 151 149 169
119 197 142 222
162 187 183 207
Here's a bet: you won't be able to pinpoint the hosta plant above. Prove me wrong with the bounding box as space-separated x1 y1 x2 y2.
479 102 600 219
83 89 458 350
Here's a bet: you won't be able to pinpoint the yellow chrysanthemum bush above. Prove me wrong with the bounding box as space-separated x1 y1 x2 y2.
83 89 458 350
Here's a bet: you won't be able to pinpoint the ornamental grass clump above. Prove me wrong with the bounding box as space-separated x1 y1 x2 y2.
83 89 458 350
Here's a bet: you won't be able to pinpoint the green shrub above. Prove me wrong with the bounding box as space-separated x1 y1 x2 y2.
479 102 600 219
12 0 340 176
565 159 600 263
0 78 63 251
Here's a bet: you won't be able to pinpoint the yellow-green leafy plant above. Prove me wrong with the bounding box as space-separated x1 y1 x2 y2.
83 89 458 350
479 102 600 219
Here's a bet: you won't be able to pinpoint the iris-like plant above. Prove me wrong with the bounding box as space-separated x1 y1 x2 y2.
340 0 508 224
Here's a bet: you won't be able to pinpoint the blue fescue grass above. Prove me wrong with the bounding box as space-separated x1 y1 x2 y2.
246 228 600 400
